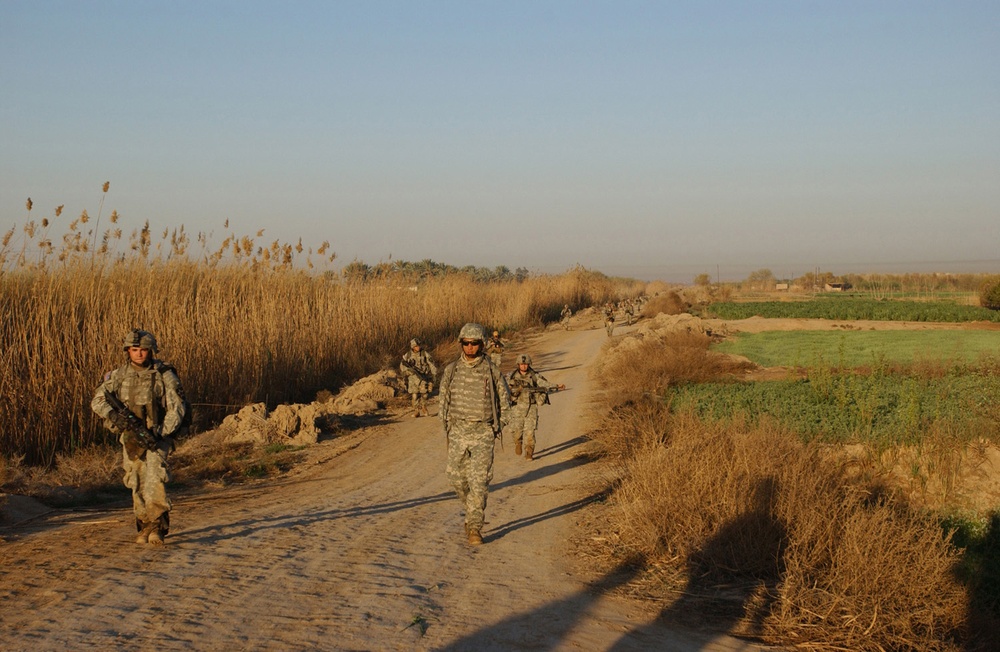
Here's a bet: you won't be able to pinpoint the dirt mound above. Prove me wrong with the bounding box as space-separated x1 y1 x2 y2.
215 369 405 446
633 312 729 338
0 493 51 525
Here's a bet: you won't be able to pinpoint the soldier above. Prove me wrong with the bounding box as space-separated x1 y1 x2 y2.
603 303 616 337
486 329 505 368
506 354 565 461
623 299 635 326
400 337 437 417
439 323 512 545
560 304 572 330
91 329 188 546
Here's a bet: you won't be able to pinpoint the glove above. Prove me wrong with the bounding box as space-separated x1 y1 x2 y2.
109 411 131 433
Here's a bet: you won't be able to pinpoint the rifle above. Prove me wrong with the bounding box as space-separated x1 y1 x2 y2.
511 382 553 406
401 357 432 384
105 391 160 451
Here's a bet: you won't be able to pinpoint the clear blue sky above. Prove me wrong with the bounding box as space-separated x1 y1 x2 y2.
2 1 998 281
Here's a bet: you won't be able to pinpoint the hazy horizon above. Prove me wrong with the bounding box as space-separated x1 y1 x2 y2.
3 2 998 280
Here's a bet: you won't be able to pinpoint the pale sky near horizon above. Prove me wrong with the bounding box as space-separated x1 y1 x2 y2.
2 1 998 282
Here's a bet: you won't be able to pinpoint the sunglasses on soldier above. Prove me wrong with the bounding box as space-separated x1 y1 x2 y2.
460 340 481 347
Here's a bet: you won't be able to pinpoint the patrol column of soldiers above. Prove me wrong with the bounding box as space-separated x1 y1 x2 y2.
505 354 564 461
91 329 188 546
400 337 437 417
439 323 511 546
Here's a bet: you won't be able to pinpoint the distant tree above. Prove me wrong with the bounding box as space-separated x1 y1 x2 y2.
979 277 1000 310
341 260 371 281
694 273 711 287
746 268 776 291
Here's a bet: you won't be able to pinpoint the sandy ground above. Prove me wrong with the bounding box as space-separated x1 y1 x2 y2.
0 323 770 652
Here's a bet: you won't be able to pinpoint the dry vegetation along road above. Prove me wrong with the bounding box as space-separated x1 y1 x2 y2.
0 325 768 651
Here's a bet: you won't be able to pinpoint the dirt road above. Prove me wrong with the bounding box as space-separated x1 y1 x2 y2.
1 325 768 651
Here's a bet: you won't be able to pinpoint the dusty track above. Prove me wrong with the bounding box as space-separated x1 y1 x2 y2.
1 325 767 651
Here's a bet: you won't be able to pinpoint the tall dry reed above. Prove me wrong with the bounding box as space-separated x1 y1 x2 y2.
1 200 635 466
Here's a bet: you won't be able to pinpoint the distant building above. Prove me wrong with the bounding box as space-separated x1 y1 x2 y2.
775 283 789 291
824 282 850 292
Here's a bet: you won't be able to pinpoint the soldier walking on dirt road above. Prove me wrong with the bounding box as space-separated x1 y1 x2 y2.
400 337 437 417
438 323 512 545
91 329 188 546
506 354 564 461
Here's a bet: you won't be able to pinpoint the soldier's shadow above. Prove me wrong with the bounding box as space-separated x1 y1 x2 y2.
607 476 787 649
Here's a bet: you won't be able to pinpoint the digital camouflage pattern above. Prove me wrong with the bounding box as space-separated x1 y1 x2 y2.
92 358 187 542
439 352 511 536
400 347 437 415
506 367 559 457
486 333 505 368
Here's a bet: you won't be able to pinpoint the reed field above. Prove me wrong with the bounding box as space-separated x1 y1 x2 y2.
1 199 641 467
590 330 1000 650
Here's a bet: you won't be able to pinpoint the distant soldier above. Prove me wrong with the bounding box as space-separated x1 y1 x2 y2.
400 337 437 417
603 303 616 337
506 354 564 461
623 299 634 326
560 304 572 330
486 329 505 368
439 323 512 545
91 329 188 546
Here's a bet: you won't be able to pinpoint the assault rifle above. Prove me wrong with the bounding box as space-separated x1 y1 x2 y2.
105 391 160 451
401 357 433 383
512 385 552 406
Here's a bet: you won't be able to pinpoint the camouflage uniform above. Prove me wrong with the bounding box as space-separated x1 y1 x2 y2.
486 332 505 368
91 330 188 545
560 304 572 330
400 339 437 417
506 359 560 460
603 304 616 337
440 324 511 542
623 300 634 325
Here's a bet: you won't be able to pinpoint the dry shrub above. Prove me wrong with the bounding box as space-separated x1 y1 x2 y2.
598 331 751 406
589 395 671 463
641 291 687 317
47 446 122 490
0 455 26 488
607 410 969 650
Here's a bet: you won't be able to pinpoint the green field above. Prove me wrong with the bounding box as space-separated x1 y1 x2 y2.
714 330 1000 368
705 298 1000 322
670 371 1000 446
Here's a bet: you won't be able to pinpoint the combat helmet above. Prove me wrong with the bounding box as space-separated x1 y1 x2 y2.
123 329 158 352
516 354 532 366
458 322 486 343
410 337 422 349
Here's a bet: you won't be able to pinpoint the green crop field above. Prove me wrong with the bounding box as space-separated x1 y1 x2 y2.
704 298 1000 322
714 330 1000 368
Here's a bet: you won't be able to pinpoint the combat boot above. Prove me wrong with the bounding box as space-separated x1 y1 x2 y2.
514 440 522 456
524 445 534 461
135 522 156 545
147 529 164 546
467 529 483 546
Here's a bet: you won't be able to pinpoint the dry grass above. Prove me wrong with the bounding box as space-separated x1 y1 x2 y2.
1 197 639 468
596 331 754 407
590 333 978 650
640 290 688 317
